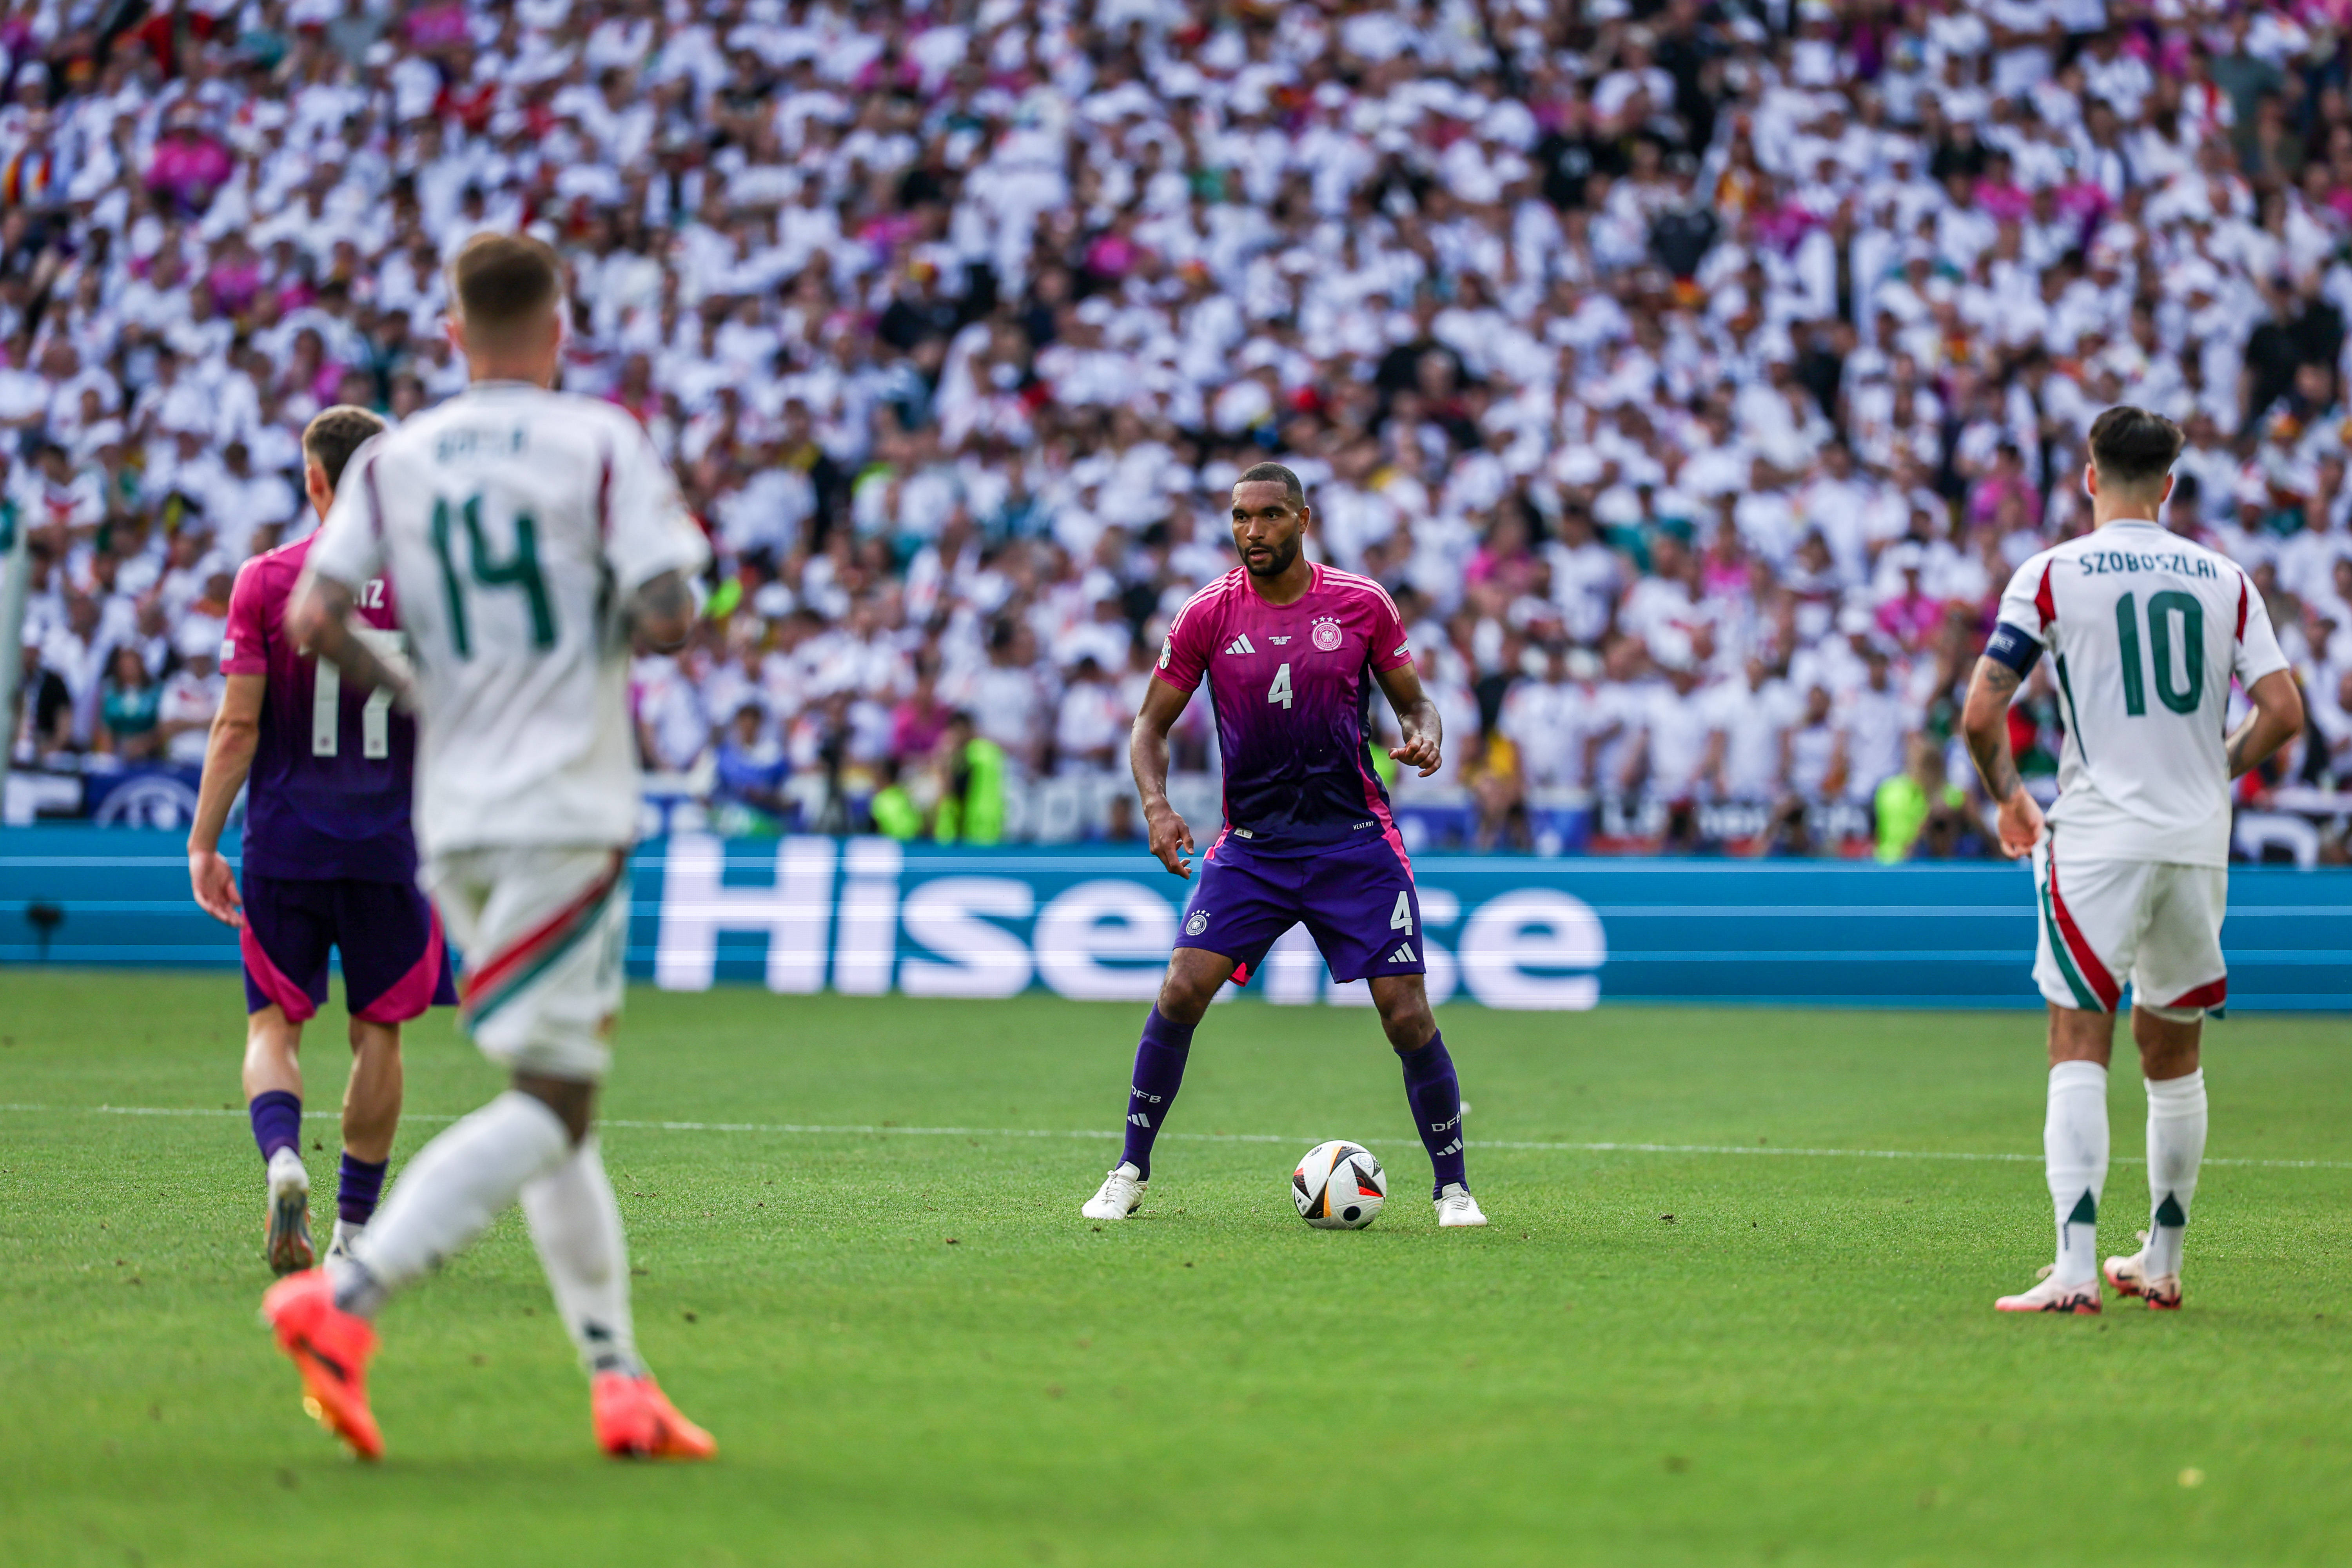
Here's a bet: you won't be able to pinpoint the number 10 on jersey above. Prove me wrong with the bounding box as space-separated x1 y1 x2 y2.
2114 590 2203 717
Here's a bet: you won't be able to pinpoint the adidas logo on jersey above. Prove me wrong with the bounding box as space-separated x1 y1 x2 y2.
1223 634 1255 655
1387 942 1417 964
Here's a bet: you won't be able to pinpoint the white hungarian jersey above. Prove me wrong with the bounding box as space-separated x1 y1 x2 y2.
308 383 709 857
1994 518 2288 867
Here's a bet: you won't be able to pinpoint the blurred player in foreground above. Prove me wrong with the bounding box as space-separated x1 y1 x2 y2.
187 405 454 1274
1961 407 2303 1314
1081 462 1487 1229
262 233 715 1459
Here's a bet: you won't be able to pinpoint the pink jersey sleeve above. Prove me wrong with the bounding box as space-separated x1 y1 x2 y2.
1365 580 1412 674
1154 580 1223 695
220 557 274 676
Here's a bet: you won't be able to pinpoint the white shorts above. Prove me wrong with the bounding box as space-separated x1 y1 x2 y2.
424 845 630 1082
2031 833 2227 1018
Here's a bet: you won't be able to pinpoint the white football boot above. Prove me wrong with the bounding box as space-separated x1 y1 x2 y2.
1081 1162 1147 1220
2104 1234 2182 1310
264 1147 314 1276
1994 1265 2101 1315
328 1217 365 1262
1434 1183 1488 1227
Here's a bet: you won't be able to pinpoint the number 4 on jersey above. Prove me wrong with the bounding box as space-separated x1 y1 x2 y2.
1267 661 1292 708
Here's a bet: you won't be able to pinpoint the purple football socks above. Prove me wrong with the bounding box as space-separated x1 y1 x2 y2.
1119 1007 1194 1179
249 1091 302 1163
1398 1033 1467 1198
337 1153 388 1225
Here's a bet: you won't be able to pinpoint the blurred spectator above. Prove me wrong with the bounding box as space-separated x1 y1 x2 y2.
1875 734 1970 863
932 711 1004 846
93 642 158 762
712 701 789 826
869 756 926 842
155 626 220 768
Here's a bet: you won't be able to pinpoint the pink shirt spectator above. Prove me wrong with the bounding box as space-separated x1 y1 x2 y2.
146 128 230 213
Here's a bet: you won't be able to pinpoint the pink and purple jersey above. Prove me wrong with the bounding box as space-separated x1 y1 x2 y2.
220 534 418 883
1156 563 1414 844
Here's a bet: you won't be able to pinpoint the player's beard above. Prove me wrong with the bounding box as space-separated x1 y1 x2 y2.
1244 533 1300 578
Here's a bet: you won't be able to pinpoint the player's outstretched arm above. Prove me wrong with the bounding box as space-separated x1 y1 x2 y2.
2227 669 2306 780
1959 655 2043 860
1131 676 1195 879
626 568 699 653
1375 663 1443 777
187 672 265 927
288 570 417 713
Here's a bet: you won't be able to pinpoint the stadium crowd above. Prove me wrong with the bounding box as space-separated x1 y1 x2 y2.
6 0 2352 858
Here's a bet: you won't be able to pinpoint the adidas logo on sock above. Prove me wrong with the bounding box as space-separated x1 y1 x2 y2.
1223 634 1255 655
1387 943 1416 964
1128 1111 1152 1128
1437 1138 1463 1158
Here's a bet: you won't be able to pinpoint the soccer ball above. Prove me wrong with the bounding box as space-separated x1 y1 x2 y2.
1292 1140 1387 1229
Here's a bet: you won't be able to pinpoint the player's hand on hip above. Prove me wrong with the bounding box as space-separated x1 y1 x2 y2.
1994 788 2044 861
1146 804 1195 880
1389 736 1442 777
189 848 244 927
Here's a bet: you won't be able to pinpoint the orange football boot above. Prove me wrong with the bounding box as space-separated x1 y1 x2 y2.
592 1372 717 1460
261 1270 383 1460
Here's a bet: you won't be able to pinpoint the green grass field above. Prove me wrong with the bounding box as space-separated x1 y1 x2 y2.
4 971 2352 1566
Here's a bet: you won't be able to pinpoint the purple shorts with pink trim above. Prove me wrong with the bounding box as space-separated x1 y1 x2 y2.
1177 829 1425 986
240 871 456 1025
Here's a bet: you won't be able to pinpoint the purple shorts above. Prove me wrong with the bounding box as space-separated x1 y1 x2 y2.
240 872 456 1025
1177 828 1425 986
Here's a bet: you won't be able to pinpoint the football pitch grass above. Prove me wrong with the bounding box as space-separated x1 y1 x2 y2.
4 972 2351 1566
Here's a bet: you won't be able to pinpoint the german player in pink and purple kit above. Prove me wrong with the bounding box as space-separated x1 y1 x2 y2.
187 407 455 1276
1080 462 1488 1228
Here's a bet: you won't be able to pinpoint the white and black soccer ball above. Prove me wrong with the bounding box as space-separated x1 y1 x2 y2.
1292 1140 1387 1230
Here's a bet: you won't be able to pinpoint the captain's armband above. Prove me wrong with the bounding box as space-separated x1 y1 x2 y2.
1982 622 2043 676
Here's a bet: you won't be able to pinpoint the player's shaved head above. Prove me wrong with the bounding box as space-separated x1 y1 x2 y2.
1236 461 1303 509
301 405 386 494
2088 405 2183 491
448 232 562 352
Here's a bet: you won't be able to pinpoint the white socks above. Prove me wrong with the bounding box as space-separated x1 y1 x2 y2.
2044 1061 2109 1287
335 1091 570 1317
2143 1069 2207 1279
519 1136 641 1376
2037 1060 2207 1286
327 1094 643 1379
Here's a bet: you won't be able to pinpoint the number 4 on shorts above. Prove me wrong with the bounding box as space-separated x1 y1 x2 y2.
1390 890 1413 934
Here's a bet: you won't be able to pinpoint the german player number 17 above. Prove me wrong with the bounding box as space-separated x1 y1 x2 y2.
311 628 408 760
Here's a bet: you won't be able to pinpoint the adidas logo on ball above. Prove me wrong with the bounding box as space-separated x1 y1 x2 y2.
1292 1140 1387 1230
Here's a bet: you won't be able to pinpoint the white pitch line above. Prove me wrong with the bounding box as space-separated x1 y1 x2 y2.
4 1103 2351 1171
